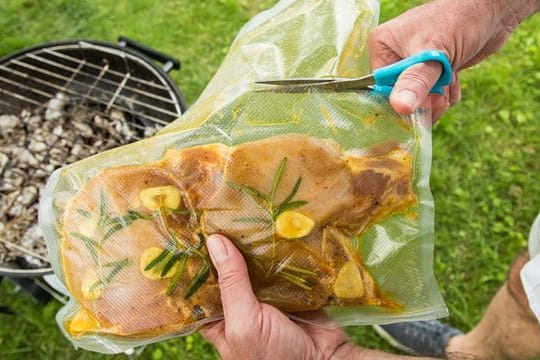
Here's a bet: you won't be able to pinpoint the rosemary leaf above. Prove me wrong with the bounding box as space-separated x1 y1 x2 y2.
98 191 109 227
274 200 309 218
125 209 147 221
184 261 210 300
279 177 302 208
101 210 147 245
166 255 188 296
104 258 132 284
195 233 205 250
144 248 170 271
281 264 317 276
104 216 121 226
101 223 125 245
233 217 272 225
70 232 99 265
270 157 287 203
161 254 180 277
278 272 312 291
89 258 132 293
76 208 92 218
227 181 269 204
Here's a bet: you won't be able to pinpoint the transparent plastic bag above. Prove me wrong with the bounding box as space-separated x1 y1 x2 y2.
39 0 447 354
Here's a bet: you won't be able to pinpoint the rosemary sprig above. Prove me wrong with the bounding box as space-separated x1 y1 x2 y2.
227 158 308 222
73 191 153 263
101 210 149 245
72 191 206 295
103 258 132 283
237 241 317 291
227 157 309 261
226 182 269 205
144 232 211 298
89 258 132 294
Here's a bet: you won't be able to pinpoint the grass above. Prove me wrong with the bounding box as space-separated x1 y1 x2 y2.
1 0 539 358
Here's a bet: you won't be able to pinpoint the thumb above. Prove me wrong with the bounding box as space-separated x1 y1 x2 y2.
389 61 443 115
206 234 260 333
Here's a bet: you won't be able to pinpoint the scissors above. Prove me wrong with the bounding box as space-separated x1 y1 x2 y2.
254 50 452 96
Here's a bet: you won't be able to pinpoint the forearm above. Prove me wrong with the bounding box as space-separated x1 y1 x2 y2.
489 0 540 29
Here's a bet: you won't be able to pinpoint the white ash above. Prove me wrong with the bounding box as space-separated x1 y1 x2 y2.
0 92 162 269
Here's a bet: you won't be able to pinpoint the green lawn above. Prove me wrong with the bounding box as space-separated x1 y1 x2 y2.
1 1 539 358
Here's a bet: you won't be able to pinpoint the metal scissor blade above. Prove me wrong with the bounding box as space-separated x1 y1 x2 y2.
254 75 375 92
254 78 339 86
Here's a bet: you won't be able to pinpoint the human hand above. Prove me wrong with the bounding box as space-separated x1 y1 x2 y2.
199 234 349 360
368 0 539 120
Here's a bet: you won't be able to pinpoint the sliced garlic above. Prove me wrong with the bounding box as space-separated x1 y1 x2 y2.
275 211 315 239
140 246 179 279
333 260 364 299
81 269 103 300
139 185 181 211
77 212 99 238
69 308 98 334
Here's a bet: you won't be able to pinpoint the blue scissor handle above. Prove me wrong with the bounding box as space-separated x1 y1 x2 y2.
372 50 452 96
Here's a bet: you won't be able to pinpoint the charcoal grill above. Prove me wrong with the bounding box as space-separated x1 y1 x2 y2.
0 37 186 287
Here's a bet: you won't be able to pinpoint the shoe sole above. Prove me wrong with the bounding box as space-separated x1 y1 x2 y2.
372 324 420 356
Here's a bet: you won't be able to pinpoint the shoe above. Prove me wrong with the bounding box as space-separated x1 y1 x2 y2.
373 320 463 358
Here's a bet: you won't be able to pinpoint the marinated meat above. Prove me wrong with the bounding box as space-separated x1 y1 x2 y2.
61 134 415 337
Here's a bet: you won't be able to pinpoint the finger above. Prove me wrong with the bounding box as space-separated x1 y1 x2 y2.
449 72 461 106
206 234 260 333
368 26 405 70
389 61 442 115
200 320 226 346
431 96 450 122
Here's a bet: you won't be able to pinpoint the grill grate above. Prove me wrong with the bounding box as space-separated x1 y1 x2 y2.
0 39 186 132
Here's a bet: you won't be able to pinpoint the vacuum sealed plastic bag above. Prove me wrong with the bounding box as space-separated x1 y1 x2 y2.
39 0 447 353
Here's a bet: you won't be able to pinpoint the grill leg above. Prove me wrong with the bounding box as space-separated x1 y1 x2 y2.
8 277 53 304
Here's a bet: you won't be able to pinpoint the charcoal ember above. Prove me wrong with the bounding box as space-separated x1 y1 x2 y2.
0 92 163 269
0 152 8 174
0 115 19 134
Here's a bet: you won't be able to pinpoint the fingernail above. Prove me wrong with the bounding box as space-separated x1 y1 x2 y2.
395 89 418 109
207 235 229 264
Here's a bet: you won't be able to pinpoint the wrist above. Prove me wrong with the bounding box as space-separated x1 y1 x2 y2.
489 0 539 28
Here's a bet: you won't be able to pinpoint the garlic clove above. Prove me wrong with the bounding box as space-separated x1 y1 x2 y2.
275 211 315 239
333 260 364 299
139 185 181 211
81 268 103 300
69 308 99 334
